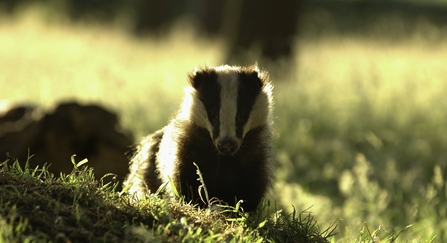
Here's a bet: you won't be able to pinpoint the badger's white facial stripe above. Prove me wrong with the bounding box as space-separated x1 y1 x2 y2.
217 72 239 139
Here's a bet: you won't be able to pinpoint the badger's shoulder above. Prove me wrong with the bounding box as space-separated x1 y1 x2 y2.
124 128 164 197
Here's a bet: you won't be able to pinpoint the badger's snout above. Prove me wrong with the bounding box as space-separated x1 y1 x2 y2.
217 138 239 155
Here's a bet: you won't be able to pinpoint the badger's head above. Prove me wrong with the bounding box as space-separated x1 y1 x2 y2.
179 65 273 155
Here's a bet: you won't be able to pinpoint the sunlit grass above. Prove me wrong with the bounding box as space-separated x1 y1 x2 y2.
1 5 447 242
275 37 447 241
0 6 224 137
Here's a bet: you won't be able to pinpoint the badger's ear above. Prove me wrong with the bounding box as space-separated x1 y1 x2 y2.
188 68 217 89
240 65 268 89
250 70 263 85
188 70 202 89
249 66 270 87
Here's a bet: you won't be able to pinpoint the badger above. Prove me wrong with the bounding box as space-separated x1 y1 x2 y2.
124 64 274 212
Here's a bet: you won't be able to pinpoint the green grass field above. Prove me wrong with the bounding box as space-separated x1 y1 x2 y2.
1 6 446 242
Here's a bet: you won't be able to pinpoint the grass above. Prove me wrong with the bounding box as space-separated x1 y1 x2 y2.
274 37 447 242
1 4 447 242
0 158 333 242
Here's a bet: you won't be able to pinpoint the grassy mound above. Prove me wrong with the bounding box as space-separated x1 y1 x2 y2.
0 158 333 242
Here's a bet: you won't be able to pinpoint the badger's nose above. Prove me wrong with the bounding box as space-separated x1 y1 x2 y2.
218 139 238 155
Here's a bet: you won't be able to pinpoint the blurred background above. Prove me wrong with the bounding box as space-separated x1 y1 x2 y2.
1 0 447 241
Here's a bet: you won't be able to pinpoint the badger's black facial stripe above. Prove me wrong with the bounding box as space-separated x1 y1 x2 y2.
192 70 221 140
190 69 218 89
235 71 263 138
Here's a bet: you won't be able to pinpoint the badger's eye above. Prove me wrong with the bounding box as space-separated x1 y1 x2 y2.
208 108 218 121
210 109 217 117
237 110 248 121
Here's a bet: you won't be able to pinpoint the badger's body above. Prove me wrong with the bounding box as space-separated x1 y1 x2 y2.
124 65 273 212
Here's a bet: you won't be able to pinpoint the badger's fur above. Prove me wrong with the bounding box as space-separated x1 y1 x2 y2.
124 64 273 212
